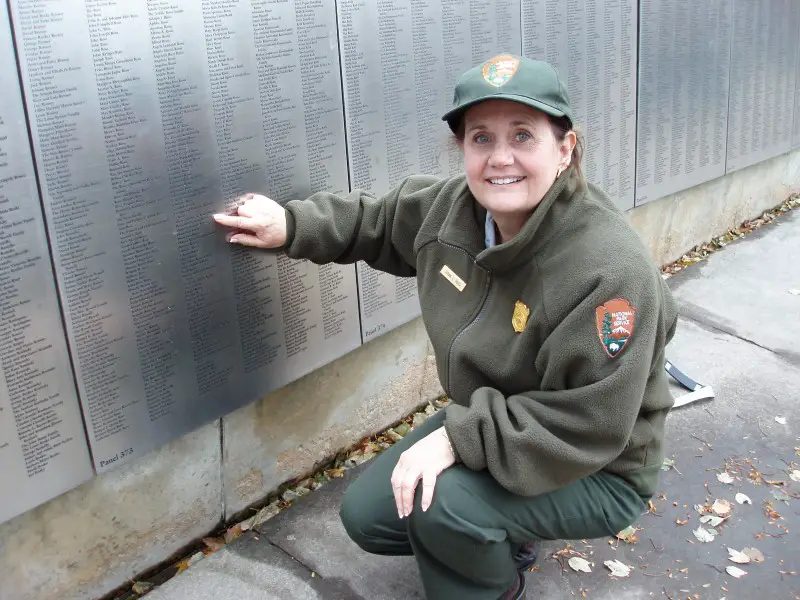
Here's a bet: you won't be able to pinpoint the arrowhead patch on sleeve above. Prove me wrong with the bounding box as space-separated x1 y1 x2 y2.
595 299 636 358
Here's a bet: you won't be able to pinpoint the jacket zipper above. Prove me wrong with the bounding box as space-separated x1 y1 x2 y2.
439 241 492 398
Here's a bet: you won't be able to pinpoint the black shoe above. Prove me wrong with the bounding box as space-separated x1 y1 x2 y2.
513 540 542 572
499 571 527 600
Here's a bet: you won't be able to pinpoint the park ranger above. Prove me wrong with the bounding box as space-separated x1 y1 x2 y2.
214 55 679 600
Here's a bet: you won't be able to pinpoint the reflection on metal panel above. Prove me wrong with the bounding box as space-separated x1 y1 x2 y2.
0 1 93 524
8 0 360 473
522 0 637 210
635 0 732 205
726 0 799 173
338 0 522 343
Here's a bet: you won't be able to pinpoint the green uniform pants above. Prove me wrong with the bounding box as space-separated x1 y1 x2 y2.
339 410 649 600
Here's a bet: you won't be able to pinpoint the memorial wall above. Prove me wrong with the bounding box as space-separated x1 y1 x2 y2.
725 0 799 173
0 0 799 524
793 6 800 151
338 0 522 340
635 0 732 204
7 0 363 481
0 0 94 524
521 0 638 210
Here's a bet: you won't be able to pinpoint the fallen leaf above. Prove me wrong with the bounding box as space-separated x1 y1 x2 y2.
569 557 593 573
775 416 787 425
604 559 632 577
700 515 725 527
202 536 226 552
712 499 732 516
252 501 282 528
726 566 747 578
132 582 154 594
676 518 689 526
742 547 764 563
717 472 735 484
616 525 638 543
771 488 791 503
735 493 752 505
394 422 413 437
662 457 676 471
385 428 403 443
727 548 751 564
790 470 800 483
693 526 716 543
173 555 194 575
224 524 243 544
763 500 781 519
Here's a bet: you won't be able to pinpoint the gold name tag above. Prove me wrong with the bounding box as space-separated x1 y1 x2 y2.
440 265 466 291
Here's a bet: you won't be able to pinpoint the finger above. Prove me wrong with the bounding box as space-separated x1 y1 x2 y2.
225 229 246 241
228 233 271 248
391 461 409 517
213 213 257 231
420 471 437 512
401 471 421 518
239 196 279 220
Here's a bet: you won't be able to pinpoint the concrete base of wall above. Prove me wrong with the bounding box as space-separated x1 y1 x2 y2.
1 149 797 600
628 150 800 265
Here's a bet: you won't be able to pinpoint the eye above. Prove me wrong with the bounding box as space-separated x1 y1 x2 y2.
473 133 490 144
515 131 532 143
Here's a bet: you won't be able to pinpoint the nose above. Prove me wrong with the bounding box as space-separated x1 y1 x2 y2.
488 142 514 168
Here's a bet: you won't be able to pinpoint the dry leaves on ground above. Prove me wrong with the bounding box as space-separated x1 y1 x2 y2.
568 557 593 573
727 548 751 564
604 559 633 578
717 472 735 484
693 526 716 543
712 499 732 516
743 548 765 563
615 525 638 544
726 566 748 578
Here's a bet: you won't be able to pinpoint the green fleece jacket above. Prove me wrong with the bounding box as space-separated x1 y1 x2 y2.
283 167 678 498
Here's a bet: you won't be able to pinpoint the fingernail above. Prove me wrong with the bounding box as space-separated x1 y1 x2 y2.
229 237 238 244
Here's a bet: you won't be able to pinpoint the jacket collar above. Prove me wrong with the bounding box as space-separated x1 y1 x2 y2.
438 167 581 272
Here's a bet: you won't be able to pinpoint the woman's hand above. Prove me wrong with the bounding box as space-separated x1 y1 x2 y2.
213 193 287 248
391 427 456 518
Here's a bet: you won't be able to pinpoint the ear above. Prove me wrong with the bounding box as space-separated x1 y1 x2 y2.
560 130 577 165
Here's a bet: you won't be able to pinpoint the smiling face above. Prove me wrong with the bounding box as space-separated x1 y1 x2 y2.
459 100 573 220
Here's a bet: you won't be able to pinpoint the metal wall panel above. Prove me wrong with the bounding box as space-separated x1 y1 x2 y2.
0 1 93 523
635 0 732 205
793 5 800 150
9 0 360 473
726 0 799 173
338 0 521 343
522 0 637 210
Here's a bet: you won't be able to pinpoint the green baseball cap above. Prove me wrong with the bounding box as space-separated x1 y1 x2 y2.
442 55 573 133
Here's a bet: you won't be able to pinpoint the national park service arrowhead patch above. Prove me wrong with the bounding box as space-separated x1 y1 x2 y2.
595 299 636 358
482 55 520 87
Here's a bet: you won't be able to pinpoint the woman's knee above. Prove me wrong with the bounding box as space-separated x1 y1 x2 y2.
339 481 373 549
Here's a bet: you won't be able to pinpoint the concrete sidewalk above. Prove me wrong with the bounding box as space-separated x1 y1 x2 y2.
146 210 800 600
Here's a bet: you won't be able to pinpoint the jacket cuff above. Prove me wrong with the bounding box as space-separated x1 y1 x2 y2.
281 204 297 252
442 410 464 464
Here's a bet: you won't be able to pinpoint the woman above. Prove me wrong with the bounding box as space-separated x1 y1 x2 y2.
214 55 678 600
